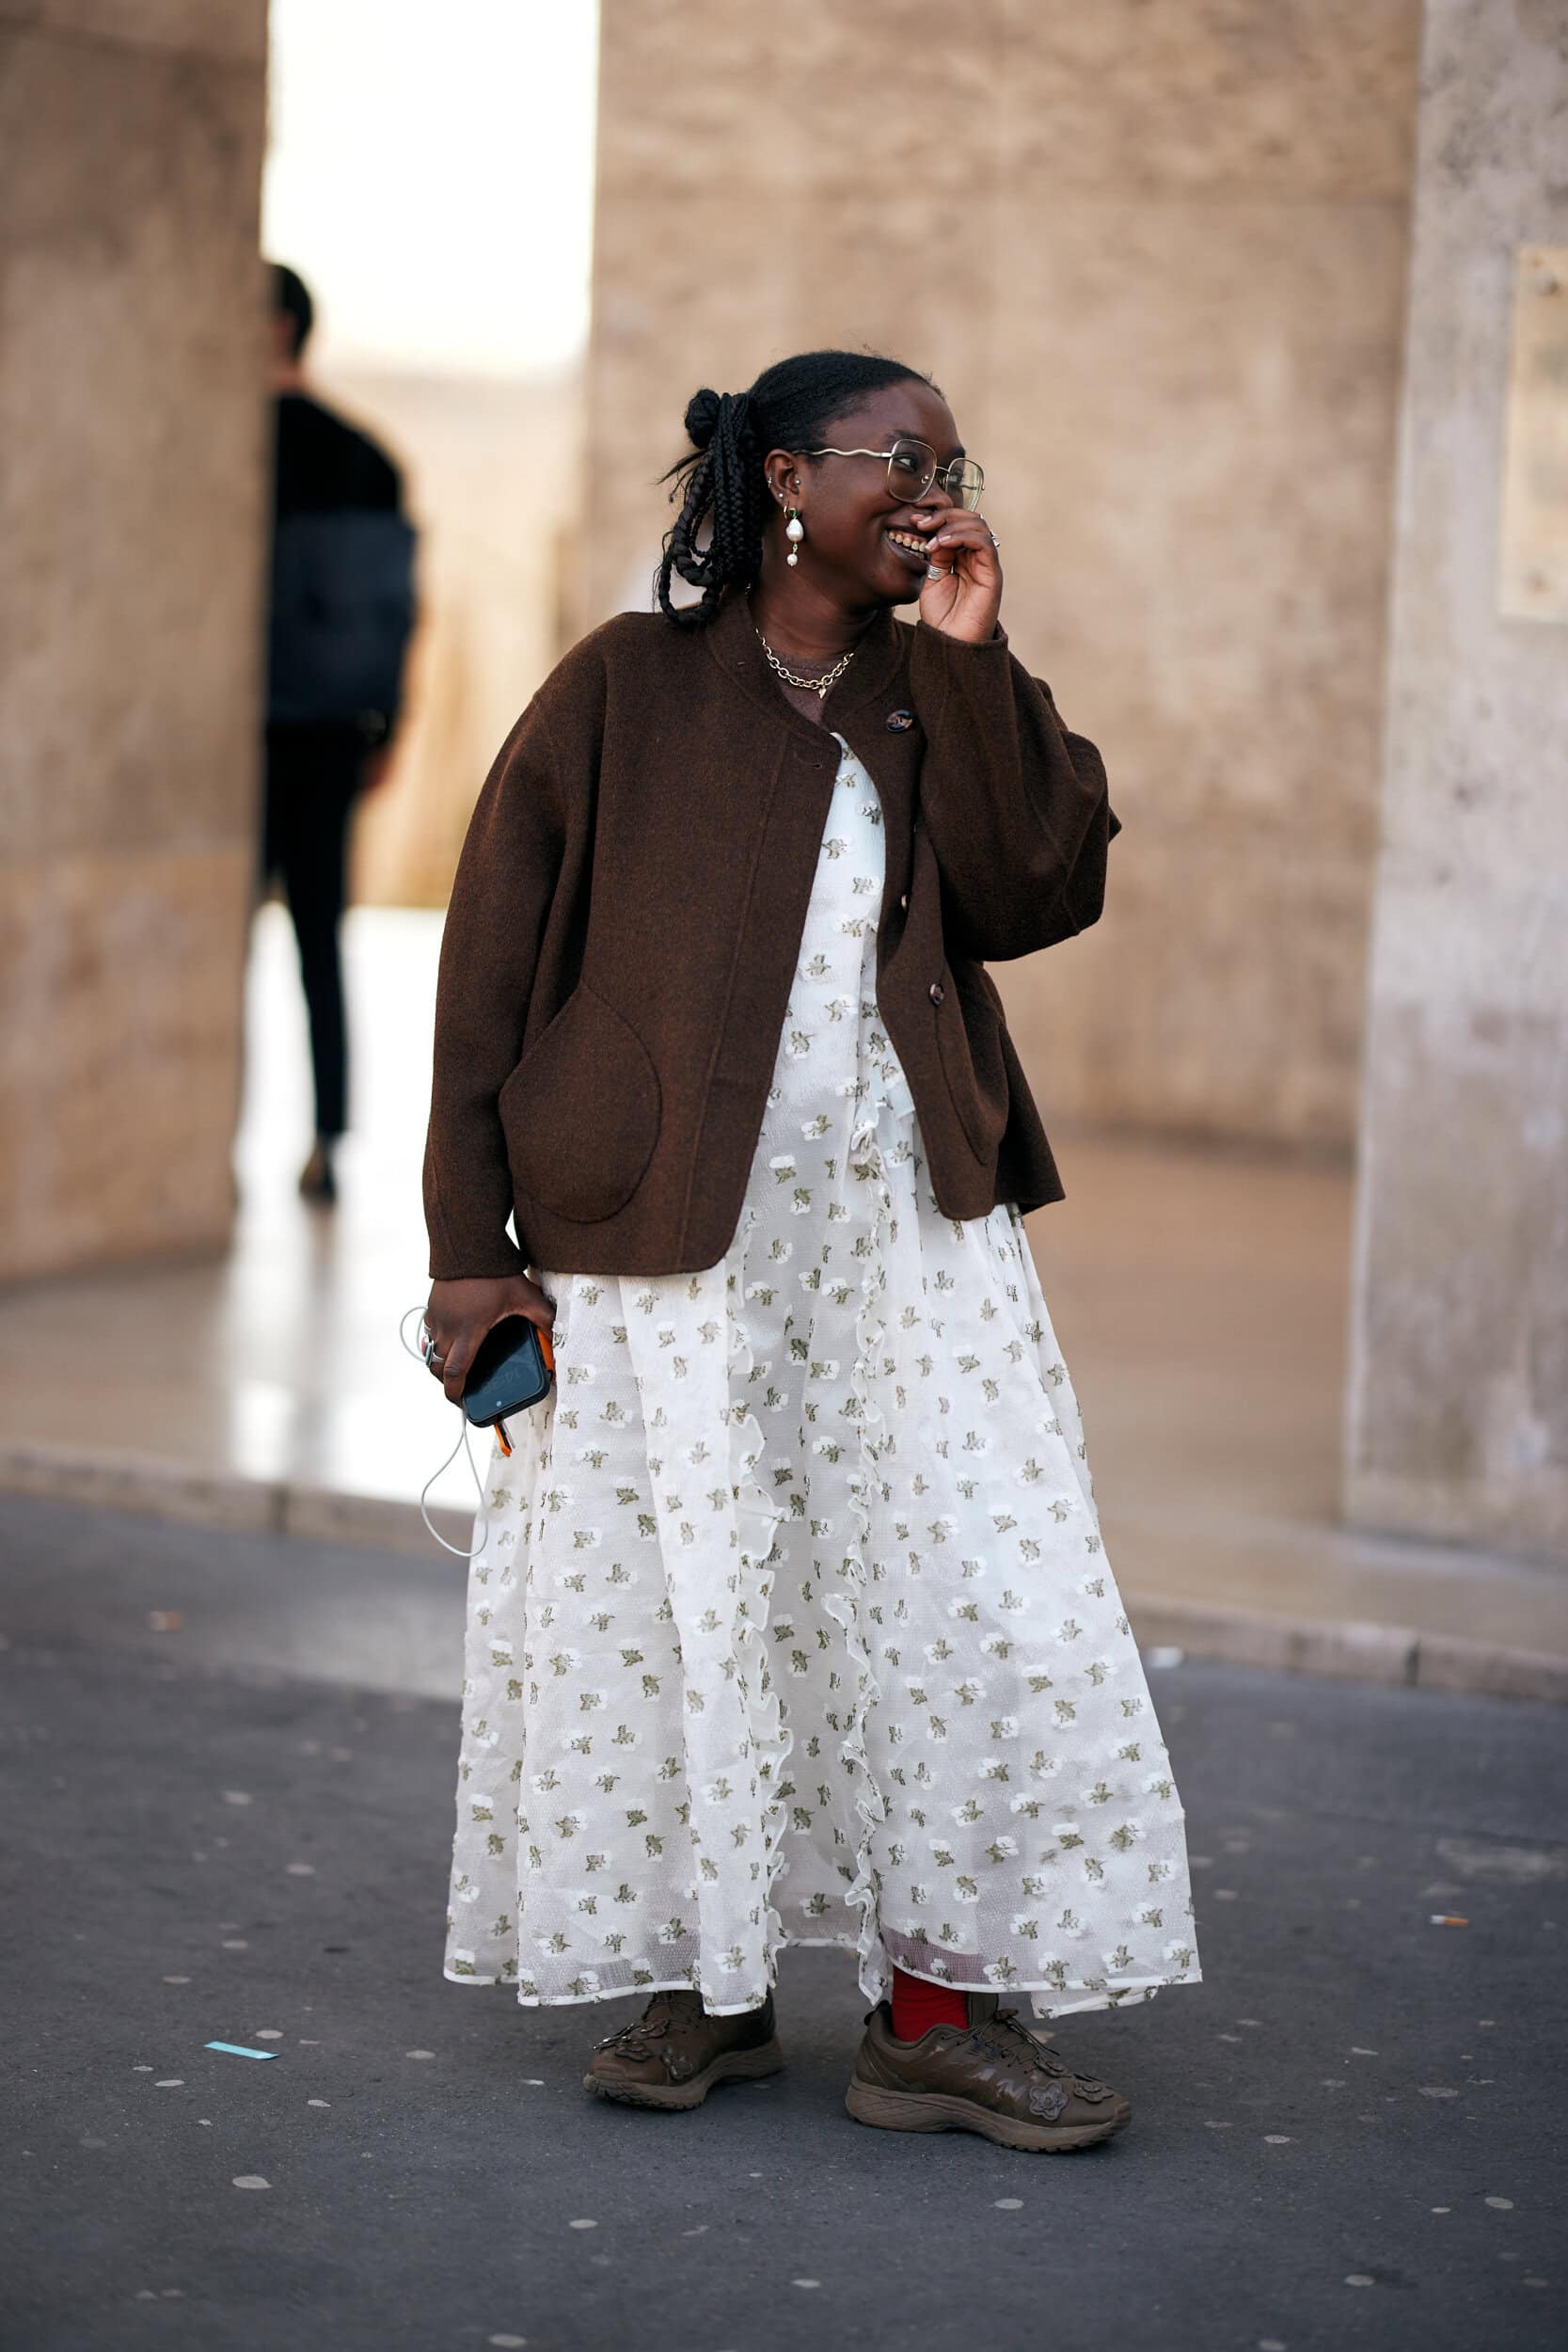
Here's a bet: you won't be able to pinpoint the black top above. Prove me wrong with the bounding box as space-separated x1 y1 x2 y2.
273 391 402 519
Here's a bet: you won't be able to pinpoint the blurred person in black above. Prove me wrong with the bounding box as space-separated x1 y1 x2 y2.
261 262 417 1204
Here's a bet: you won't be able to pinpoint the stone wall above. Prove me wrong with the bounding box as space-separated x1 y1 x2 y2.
1346 0 1568 1563
332 366 587 914
0 0 269 1279
583 0 1422 1148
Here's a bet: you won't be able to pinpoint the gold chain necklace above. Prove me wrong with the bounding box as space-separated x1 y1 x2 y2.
753 623 857 701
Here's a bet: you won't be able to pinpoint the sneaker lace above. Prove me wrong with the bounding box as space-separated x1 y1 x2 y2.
591 1990 695 2059
969 2007 1105 2093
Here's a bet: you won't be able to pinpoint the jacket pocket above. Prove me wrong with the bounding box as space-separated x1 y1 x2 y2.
499 982 661 1222
935 961 1011 1161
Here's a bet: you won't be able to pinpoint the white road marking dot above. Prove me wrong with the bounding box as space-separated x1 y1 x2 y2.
405 2049 436 2060
994 2198 1023 2210
285 1863 316 1876
198 2120 212 2126
522 2077 545 2086
792 2280 821 2289
1203 2121 1233 2130
231 2176 270 2190
488 2337 529 2347
1344 2275 1374 2287
154 2079 184 2089
221 1940 248 1951
308 2099 331 2108
1432 2206 1450 2214
1214 1888 1239 1901
1237 2018 1263 2028
1350 2047 1378 2057
254 2030 283 2042
1263 2136 1293 2145
568 2219 598 2231
162 1976 190 1985
221 1791 252 1805
132 2066 153 2074
1420 2087 1458 2099
1485 2196 1514 2210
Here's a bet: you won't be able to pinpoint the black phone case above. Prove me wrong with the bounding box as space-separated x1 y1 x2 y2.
462 1317 554 1427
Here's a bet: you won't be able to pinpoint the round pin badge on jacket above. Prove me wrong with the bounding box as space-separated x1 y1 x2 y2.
885 709 915 732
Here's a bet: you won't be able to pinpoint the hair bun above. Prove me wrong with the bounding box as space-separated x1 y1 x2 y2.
685 386 754 453
684 388 724 450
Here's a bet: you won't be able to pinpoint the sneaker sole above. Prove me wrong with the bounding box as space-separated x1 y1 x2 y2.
583 2038 784 2111
845 2076 1130 2152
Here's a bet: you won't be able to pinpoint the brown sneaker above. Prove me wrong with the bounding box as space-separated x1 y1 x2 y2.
583 1988 784 2111
846 1993 1132 2152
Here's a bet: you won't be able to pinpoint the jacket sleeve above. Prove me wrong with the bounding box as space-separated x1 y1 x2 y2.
422 696 567 1280
910 620 1120 962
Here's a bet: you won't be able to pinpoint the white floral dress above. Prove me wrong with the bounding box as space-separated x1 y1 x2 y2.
445 734 1201 2021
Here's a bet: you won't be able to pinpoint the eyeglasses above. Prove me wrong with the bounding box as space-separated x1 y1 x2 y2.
806 437 986 511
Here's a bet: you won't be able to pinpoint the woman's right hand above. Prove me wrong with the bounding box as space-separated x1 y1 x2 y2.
422 1273 554 1406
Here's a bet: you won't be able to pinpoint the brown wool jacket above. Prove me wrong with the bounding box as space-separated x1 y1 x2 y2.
423 591 1118 1281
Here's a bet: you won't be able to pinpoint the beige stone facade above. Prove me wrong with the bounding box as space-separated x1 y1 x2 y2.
0 0 270 1279
7 0 1563 1576
583 0 1423 1150
1345 0 1568 1562
330 367 586 914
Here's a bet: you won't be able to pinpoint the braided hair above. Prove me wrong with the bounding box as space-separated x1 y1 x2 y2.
656 349 935 628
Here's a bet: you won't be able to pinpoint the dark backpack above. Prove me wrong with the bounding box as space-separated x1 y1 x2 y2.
267 507 417 729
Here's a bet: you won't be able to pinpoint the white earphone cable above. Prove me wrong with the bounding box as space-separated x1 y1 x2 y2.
398 1303 491 1562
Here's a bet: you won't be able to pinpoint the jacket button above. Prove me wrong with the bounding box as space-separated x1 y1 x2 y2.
886 708 915 733
928 980 944 1005
899 892 909 911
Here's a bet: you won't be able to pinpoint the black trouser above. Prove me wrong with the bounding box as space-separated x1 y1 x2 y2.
261 723 365 1140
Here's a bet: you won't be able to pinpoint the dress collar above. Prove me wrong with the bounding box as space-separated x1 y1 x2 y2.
702 589 909 742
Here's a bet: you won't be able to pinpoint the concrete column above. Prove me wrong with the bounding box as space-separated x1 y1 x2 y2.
0 1 270 1280
1346 0 1568 1562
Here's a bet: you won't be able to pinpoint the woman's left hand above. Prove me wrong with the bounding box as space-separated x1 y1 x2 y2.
912 509 1002 644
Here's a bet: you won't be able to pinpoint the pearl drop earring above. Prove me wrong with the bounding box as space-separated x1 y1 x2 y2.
784 506 804 566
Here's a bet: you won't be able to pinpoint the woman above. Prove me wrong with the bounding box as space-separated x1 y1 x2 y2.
421 350 1200 2153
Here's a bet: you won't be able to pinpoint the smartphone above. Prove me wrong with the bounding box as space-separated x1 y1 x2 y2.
461 1315 556 1431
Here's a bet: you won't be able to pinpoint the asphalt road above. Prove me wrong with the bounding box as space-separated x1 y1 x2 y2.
2 1491 1564 2352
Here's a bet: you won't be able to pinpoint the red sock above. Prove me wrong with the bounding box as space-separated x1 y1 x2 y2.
891 1966 970 2041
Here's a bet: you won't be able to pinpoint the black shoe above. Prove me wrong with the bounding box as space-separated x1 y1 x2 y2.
298 1138 338 1204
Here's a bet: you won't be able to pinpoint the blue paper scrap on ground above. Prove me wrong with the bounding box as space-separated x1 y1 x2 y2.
204 2042 279 2059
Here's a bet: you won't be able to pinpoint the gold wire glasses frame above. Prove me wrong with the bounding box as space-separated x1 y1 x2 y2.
806 437 986 511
